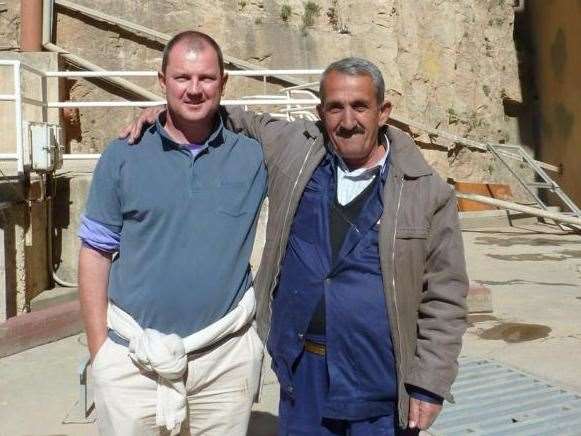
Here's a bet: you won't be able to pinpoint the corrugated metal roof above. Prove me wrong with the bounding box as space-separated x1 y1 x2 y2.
430 358 581 435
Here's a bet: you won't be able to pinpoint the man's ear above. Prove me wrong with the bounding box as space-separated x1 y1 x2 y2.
316 103 324 121
221 73 229 95
378 100 392 126
158 71 166 94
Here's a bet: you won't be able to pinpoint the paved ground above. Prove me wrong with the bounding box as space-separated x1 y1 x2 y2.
0 222 580 435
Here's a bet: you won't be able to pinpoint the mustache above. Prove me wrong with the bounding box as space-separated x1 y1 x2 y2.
336 126 365 137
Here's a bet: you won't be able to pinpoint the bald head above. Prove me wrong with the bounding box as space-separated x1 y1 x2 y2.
161 31 225 76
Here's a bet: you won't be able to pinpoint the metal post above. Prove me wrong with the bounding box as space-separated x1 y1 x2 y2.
13 62 24 174
0 206 7 322
41 75 48 122
42 0 55 45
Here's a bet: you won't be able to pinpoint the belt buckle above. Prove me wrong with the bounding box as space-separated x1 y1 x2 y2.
304 340 326 356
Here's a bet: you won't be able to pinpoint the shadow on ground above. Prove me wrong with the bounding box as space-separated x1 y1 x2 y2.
248 411 278 436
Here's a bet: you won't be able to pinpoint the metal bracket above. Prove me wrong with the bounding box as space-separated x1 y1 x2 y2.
62 355 95 424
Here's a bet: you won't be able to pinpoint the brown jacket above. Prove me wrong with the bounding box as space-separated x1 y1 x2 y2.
223 107 468 426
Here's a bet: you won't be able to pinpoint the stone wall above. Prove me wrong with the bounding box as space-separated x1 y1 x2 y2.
52 0 530 188
2 1 551 304
0 0 19 51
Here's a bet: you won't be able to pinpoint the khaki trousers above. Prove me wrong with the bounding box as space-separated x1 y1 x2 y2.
92 324 264 436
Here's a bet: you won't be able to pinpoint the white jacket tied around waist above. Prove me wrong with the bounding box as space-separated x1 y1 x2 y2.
106 287 257 433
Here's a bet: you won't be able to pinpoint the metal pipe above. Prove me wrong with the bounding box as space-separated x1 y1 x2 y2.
0 154 18 160
44 69 323 78
45 71 157 78
0 60 22 66
63 154 101 160
455 192 581 228
19 63 47 77
42 0 55 45
44 43 164 102
21 97 45 106
46 187 78 288
20 0 43 51
0 94 16 101
46 98 320 108
14 63 23 174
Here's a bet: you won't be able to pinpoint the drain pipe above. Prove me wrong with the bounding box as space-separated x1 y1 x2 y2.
20 0 43 51
42 0 55 45
47 175 78 288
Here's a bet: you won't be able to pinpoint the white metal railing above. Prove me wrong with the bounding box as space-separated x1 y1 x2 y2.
0 60 323 169
0 60 24 172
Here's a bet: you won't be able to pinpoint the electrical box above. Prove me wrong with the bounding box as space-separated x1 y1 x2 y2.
25 122 63 173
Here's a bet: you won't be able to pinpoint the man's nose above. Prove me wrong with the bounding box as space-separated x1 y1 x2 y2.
186 79 202 95
339 108 357 130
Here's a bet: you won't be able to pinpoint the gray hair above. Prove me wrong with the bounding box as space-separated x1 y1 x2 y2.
319 57 385 104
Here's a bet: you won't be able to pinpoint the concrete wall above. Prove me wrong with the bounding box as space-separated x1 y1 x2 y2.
0 52 60 153
0 52 60 318
527 0 581 208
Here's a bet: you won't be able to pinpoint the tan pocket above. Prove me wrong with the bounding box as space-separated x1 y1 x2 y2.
91 337 111 370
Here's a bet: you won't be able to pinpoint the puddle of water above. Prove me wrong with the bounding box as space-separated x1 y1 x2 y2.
478 322 551 343
467 314 498 327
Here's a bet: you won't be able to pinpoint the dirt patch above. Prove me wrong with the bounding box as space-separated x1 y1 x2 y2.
478 322 551 343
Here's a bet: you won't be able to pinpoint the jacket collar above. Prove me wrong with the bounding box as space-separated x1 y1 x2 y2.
384 125 432 178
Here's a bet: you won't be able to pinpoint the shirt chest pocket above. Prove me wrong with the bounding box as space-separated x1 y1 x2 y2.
214 182 252 217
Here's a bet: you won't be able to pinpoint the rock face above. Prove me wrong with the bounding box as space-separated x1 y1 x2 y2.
1 1 532 192
0 0 19 51
51 0 529 191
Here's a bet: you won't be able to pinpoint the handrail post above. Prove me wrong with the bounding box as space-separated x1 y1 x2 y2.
14 62 24 174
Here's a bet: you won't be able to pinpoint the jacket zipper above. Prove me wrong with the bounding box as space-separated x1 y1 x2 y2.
392 176 406 415
265 136 319 341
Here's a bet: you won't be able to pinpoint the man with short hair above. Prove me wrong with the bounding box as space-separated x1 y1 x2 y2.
78 31 267 436
126 56 468 435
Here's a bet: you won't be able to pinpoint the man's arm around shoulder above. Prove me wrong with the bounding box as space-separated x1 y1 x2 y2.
221 106 314 165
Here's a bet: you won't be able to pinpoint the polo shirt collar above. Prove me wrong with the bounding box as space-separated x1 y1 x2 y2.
154 110 224 151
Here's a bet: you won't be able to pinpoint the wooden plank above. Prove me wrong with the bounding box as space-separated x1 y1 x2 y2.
467 282 493 314
454 181 513 212
455 192 581 227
